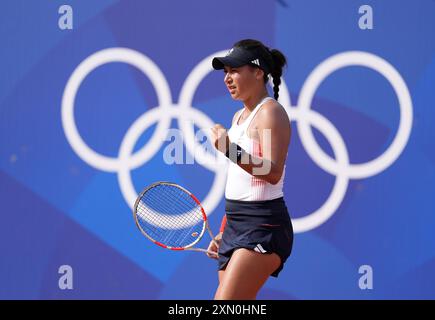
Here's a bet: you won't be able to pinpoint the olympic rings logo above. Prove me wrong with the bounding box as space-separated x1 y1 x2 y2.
61 48 413 233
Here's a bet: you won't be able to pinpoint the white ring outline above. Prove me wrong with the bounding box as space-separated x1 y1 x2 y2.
62 47 172 171
298 51 413 179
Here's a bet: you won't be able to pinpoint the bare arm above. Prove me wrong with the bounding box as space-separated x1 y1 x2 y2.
237 101 291 184
211 102 290 185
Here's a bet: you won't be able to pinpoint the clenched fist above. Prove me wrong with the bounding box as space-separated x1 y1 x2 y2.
210 124 230 154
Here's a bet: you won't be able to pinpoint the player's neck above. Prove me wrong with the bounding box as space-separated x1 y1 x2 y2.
243 89 269 112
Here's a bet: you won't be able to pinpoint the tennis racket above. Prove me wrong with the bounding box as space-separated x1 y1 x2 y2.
133 181 219 257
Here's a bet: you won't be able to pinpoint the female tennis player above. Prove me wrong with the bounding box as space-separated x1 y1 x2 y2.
208 39 294 300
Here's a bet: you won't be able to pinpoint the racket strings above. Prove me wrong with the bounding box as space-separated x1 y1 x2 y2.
137 195 203 247
142 184 202 223
136 184 205 248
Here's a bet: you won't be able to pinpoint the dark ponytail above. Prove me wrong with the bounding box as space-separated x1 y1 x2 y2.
232 39 287 100
269 49 287 100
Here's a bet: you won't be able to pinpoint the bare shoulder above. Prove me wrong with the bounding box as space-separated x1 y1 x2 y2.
256 99 290 128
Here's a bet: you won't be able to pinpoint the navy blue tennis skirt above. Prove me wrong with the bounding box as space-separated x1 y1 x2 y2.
218 197 293 277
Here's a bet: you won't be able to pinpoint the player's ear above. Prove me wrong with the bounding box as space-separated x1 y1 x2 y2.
255 68 264 80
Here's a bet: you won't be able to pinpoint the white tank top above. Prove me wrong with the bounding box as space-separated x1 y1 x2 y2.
225 96 286 201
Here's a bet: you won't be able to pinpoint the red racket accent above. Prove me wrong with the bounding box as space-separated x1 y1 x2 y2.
219 214 227 233
189 193 207 221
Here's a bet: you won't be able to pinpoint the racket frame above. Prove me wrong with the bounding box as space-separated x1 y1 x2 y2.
133 181 219 257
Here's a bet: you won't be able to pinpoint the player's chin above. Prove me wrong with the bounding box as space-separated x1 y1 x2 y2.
229 91 242 100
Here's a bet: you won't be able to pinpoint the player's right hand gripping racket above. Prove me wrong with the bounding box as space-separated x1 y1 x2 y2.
133 181 219 257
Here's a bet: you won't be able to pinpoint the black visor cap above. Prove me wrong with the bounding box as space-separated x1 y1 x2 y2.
212 47 270 74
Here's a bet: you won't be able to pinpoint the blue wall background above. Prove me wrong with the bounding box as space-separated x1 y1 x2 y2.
1 0 434 299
